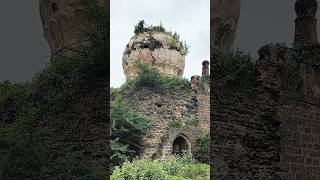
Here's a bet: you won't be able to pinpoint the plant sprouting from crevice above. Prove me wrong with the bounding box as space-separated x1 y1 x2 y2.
133 20 190 55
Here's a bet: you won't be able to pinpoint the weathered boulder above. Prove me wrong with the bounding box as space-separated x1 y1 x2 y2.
212 0 241 50
122 31 186 79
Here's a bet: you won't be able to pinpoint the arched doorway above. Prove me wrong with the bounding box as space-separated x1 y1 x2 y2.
172 135 190 155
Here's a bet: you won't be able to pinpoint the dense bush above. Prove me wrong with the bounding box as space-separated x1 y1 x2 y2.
194 133 210 163
120 64 190 94
110 97 151 168
0 81 29 104
212 49 256 88
111 154 210 180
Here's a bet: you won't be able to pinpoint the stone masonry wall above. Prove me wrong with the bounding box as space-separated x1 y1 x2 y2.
197 82 210 132
279 94 320 180
123 79 210 160
211 83 283 180
212 43 320 179
256 44 320 179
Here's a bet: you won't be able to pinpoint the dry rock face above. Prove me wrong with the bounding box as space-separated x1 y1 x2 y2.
39 0 107 55
212 0 241 50
122 31 186 79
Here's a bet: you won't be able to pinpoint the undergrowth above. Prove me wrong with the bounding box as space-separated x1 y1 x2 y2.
110 96 151 169
212 49 256 88
0 1 108 179
111 154 210 180
119 64 190 95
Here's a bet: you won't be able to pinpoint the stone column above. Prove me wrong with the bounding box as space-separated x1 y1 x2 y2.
202 60 210 76
294 0 318 43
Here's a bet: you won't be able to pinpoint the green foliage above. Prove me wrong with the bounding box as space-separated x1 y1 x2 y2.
0 1 108 179
194 134 210 163
180 41 190 56
111 159 168 180
120 64 190 94
133 20 190 55
110 87 121 101
111 154 210 180
110 97 151 169
186 118 199 127
169 119 183 128
0 81 29 104
213 49 256 88
164 154 210 180
134 20 149 35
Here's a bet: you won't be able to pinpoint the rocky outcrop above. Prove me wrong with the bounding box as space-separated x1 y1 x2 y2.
122 31 186 79
212 0 241 50
39 0 107 55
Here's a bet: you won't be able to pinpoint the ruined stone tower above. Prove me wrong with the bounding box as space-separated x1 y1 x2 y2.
122 31 186 79
294 0 318 43
121 25 210 161
212 0 241 50
39 0 107 56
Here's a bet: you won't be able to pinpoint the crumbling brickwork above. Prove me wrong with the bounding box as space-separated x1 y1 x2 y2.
279 94 320 180
123 75 210 160
212 43 320 179
211 82 282 179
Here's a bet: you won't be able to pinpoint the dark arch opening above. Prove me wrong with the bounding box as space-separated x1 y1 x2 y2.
172 136 189 155
52 3 58 12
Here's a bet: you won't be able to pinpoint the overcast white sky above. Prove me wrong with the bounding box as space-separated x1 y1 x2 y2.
110 0 210 88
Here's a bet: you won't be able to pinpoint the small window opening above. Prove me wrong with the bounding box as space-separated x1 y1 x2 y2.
52 3 58 12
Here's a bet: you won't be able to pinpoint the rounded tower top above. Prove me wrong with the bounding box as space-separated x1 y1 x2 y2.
212 0 241 51
39 0 107 56
294 0 318 43
295 0 318 18
122 26 187 79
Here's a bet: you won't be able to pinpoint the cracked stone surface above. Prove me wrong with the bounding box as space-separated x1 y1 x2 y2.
122 31 186 79
212 0 241 50
40 0 108 55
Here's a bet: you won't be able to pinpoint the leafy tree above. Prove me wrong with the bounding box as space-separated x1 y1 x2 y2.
194 134 210 163
0 0 109 179
212 49 256 88
115 64 190 96
110 97 151 169
134 20 148 35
